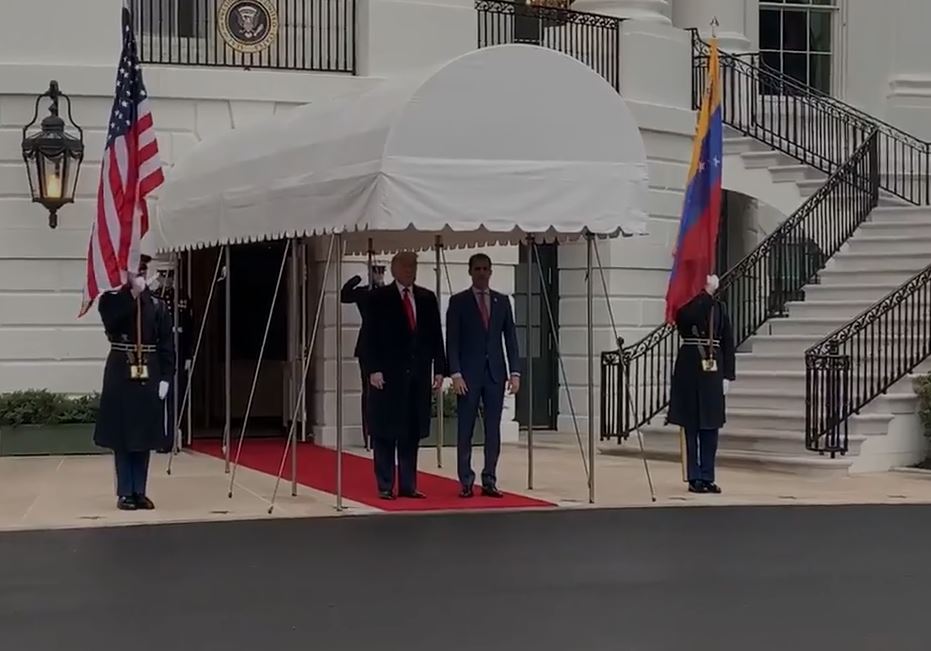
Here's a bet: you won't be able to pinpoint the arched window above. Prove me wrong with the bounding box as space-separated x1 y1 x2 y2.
760 0 837 93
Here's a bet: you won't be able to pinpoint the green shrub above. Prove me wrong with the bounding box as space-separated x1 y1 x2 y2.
914 374 931 437
0 390 100 427
430 387 457 419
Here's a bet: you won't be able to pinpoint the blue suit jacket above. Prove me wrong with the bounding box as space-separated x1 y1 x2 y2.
446 288 520 386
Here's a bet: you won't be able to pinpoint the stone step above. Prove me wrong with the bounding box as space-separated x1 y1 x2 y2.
802 283 902 302
786 299 874 320
828 252 931 273
768 164 826 184
727 389 804 412
740 150 798 169
868 206 931 224
768 317 849 337
604 426 856 476
750 334 830 354
738 350 931 373
724 136 763 156
845 235 931 256
817 268 917 286
858 220 931 236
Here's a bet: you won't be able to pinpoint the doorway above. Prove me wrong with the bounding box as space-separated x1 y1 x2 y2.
514 242 559 430
187 241 293 438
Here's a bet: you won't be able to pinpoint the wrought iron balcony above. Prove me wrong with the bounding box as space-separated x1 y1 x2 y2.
130 0 356 74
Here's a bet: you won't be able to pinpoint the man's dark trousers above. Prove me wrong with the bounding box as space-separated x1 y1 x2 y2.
372 376 420 495
457 365 505 489
114 451 151 497
684 427 718 483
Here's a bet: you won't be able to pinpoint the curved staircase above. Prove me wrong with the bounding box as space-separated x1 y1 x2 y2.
600 34 931 474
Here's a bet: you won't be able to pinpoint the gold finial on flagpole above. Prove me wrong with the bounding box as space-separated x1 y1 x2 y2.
710 16 719 38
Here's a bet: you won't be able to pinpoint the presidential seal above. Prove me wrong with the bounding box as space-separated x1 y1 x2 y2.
217 0 279 54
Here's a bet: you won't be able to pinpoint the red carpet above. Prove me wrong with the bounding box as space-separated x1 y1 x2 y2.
191 438 556 512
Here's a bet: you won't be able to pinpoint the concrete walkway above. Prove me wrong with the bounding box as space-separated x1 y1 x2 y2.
3 432 931 531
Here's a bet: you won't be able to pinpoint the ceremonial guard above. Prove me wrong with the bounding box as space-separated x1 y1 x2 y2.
667 274 735 494
94 255 175 510
340 260 385 449
148 267 193 453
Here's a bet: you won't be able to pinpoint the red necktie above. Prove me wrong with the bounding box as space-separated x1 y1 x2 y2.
402 288 416 331
477 291 490 329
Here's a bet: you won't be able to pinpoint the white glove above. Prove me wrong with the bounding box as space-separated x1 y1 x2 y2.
722 379 730 396
131 275 146 296
158 381 169 400
705 274 720 295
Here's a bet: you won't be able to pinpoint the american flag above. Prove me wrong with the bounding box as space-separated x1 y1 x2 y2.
79 1 164 317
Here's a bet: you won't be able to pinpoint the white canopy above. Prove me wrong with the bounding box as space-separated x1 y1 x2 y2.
153 44 650 254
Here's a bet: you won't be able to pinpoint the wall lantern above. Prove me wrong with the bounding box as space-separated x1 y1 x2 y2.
22 80 84 229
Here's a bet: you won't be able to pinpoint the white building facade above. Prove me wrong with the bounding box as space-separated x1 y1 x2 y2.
2 0 930 468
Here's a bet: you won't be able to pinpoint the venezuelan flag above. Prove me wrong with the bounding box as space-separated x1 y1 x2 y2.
664 38 723 324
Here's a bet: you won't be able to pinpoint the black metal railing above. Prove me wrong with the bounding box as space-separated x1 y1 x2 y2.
131 0 355 73
692 32 931 206
476 0 622 92
805 263 931 456
601 131 880 441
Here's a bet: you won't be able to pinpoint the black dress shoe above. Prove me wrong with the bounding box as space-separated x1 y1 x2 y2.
459 487 474 498
117 497 137 510
134 494 155 510
481 486 504 498
703 481 722 494
398 490 426 499
687 481 706 494
378 491 395 500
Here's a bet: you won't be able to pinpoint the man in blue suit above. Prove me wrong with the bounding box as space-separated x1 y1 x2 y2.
446 253 520 498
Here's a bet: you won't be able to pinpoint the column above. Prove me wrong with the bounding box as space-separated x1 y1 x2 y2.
671 0 756 53
885 0 931 139
571 0 671 23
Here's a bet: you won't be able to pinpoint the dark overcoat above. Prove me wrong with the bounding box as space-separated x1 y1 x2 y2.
94 286 175 452
667 291 736 431
340 278 374 361
364 282 446 443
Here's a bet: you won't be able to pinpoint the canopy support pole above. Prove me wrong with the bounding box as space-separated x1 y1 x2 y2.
185 250 194 447
270 234 337 513
301 240 308 444
335 233 345 511
592 241 656 502
532 241 590 490
224 244 232 474
435 236 444 468
586 234 596 504
290 241 299 496
167 248 224 476
526 235 535 490
228 239 292 499
171 252 181 454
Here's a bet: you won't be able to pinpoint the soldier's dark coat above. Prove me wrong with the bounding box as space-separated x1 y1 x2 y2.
667 292 736 430
94 286 175 452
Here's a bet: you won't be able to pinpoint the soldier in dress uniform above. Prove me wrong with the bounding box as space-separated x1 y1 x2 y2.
94 255 175 510
667 274 736 494
340 261 385 449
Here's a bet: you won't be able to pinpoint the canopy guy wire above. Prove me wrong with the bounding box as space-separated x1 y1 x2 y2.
268 234 338 513
167 247 224 476
228 239 293 498
531 240 590 486
591 243 656 502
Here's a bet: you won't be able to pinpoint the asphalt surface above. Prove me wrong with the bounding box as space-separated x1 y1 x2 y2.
1 504 928 650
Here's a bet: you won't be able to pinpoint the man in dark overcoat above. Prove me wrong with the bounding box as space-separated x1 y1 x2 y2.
667 274 736 494
340 262 385 449
364 251 446 500
94 255 175 510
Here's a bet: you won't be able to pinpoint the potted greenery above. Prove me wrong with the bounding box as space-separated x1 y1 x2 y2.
911 374 931 468
0 389 105 456
423 386 485 447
